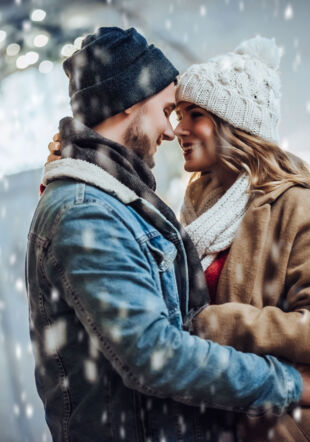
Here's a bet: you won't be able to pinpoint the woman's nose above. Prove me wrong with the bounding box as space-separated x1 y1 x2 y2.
174 122 190 137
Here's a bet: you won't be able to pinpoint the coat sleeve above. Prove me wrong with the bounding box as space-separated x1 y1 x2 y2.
45 200 302 415
192 211 310 364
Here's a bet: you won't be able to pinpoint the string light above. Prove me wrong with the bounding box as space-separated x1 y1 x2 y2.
30 9 46 22
60 43 75 57
6 43 20 57
33 34 49 47
0 30 7 43
39 60 53 74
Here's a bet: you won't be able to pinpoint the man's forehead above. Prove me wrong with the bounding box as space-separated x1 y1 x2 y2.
161 82 176 101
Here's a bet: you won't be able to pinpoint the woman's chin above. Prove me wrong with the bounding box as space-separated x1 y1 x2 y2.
184 162 200 173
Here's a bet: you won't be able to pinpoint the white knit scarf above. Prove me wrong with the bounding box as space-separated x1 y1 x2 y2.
181 173 250 271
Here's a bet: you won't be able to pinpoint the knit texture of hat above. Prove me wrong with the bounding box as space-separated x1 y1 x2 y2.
63 27 179 128
176 36 282 144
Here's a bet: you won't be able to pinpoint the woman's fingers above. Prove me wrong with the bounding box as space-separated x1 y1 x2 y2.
48 141 61 153
45 153 61 165
47 132 61 165
53 132 60 142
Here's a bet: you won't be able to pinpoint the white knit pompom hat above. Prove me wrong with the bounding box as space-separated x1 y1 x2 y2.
176 35 282 144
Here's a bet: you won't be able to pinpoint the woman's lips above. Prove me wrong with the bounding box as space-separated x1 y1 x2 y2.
183 148 193 159
182 143 193 158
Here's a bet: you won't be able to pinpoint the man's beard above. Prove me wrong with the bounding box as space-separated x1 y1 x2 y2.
124 115 155 169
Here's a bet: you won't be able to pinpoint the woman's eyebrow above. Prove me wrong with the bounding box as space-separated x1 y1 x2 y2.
175 104 199 115
184 104 200 112
165 103 176 112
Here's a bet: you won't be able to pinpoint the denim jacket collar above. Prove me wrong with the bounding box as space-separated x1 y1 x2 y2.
43 158 139 205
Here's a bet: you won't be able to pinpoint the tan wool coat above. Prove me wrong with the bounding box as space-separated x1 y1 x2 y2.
193 181 310 442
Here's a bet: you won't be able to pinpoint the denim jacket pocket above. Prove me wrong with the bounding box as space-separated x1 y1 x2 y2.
144 238 181 326
146 240 177 272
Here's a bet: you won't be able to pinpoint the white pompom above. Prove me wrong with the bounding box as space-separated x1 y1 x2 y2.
235 35 281 69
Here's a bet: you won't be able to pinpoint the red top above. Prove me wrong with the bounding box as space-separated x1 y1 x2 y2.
204 249 230 304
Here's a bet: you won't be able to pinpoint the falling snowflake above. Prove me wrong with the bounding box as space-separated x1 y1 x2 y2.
25 403 34 419
15 278 24 292
89 336 100 359
44 319 67 355
293 407 302 422
151 349 166 371
284 4 293 20
101 410 108 423
165 19 171 30
178 415 186 435
51 288 59 302
280 137 290 151
82 227 95 249
84 359 98 383
13 404 20 416
9 253 16 265
119 426 126 439
15 343 22 360
292 53 301 71
200 5 207 16
138 67 151 90
109 325 121 343
61 377 69 389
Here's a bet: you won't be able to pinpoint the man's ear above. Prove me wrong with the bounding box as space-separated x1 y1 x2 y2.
124 102 141 116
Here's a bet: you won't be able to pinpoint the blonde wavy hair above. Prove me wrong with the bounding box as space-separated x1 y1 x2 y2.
194 111 310 193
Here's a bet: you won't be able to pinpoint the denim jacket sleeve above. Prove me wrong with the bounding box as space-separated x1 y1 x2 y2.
45 199 302 416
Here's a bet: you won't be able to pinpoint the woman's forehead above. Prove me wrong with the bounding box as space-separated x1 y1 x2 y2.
176 102 208 113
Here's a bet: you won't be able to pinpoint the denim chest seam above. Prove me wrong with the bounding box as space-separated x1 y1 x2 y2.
135 230 163 245
36 199 115 245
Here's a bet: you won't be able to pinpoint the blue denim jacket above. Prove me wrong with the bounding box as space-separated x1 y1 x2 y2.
26 159 302 442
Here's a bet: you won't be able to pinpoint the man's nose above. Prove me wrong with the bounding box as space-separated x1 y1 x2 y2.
163 123 175 141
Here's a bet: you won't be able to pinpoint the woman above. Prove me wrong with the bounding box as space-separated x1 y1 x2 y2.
175 36 310 441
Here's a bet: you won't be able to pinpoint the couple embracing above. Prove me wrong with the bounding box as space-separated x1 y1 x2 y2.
26 27 310 441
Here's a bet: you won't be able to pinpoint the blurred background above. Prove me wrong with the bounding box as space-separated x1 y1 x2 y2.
0 0 309 440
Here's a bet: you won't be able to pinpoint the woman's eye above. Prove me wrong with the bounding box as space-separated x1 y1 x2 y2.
191 112 204 119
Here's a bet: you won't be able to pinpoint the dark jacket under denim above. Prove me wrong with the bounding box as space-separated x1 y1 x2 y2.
25 158 302 442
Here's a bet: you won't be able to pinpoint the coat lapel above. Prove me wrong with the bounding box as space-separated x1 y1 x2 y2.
216 182 296 306
217 204 271 305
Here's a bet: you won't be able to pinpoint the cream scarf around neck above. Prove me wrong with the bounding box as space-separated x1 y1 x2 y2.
180 172 250 271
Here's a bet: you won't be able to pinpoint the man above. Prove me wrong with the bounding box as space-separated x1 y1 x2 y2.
26 27 309 442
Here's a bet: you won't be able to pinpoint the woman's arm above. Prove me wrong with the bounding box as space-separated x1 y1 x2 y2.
192 217 310 364
193 303 310 363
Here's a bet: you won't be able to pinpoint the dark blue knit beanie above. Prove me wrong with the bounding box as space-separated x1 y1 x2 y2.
63 27 179 128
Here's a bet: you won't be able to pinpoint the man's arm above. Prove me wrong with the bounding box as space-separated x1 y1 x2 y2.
45 199 302 416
